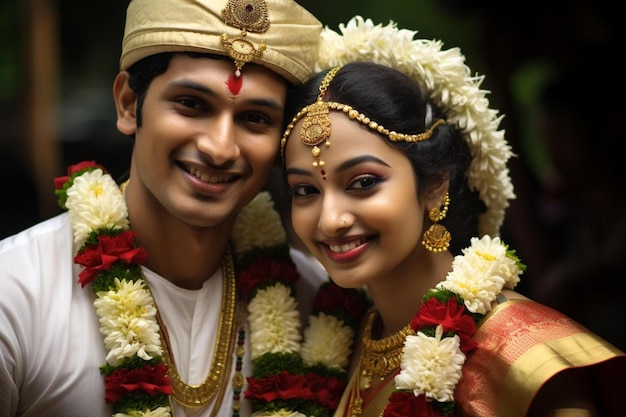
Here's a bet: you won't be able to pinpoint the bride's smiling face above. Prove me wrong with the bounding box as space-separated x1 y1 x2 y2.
284 112 428 288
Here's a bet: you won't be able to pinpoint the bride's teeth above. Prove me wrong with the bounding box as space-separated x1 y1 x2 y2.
329 238 365 253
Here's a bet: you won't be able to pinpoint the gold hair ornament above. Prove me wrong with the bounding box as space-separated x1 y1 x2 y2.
221 0 270 77
280 66 446 167
294 66 339 167
422 193 451 253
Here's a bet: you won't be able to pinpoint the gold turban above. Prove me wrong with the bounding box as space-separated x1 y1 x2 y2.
120 0 322 84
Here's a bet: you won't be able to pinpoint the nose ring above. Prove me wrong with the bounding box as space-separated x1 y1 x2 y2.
340 218 347 226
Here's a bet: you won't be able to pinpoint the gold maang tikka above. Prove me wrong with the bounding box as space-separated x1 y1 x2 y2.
298 66 341 168
221 0 270 77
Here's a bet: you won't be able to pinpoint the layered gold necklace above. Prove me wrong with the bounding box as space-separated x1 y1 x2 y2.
154 246 243 411
349 308 414 416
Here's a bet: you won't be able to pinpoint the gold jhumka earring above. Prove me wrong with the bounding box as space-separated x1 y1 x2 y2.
422 193 451 253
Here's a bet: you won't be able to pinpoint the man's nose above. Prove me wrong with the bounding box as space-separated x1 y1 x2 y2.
197 115 240 165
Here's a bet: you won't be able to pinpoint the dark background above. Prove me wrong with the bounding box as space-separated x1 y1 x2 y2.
1 0 623 349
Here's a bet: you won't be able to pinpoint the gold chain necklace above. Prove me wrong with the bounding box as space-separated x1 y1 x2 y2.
154 246 241 409
360 307 413 390
348 308 413 417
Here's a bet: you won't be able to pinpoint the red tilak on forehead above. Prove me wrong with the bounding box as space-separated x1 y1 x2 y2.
226 73 243 95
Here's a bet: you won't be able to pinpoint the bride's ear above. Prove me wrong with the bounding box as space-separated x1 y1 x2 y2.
113 71 137 136
423 177 450 212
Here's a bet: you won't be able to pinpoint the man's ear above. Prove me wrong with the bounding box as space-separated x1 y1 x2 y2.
113 71 137 136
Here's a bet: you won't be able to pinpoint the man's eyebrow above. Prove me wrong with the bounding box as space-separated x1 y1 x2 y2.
169 80 284 112
245 97 284 113
169 80 213 95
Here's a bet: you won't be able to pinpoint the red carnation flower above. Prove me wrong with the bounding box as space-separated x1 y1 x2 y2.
245 371 314 403
237 257 300 300
104 364 172 403
54 160 106 190
313 281 370 323
383 392 445 417
74 231 147 287
411 297 478 354
303 372 346 409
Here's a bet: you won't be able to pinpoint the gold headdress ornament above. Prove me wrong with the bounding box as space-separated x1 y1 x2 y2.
280 66 446 168
221 0 269 77
309 16 516 237
119 0 322 85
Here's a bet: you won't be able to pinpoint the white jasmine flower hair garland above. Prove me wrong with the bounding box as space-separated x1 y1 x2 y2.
316 16 516 237
54 161 370 417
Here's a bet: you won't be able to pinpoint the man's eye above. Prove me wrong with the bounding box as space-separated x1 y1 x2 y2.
242 112 271 125
176 97 204 111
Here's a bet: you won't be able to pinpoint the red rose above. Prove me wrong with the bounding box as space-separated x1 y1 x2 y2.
245 371 314 403
313 281 370 324
237 257 300 300
383 392 445 417
74 231 147 287
303 372 346 409
54 160 106 190
104 364 172 403
411 297 478 354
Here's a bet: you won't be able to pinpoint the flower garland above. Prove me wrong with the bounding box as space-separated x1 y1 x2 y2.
54 161 525 417
316 16 516 237
55 161 171 416
54 160 370 417
231 192 370 417
380 235 525 417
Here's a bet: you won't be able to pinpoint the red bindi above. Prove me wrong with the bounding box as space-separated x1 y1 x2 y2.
226 73 243 95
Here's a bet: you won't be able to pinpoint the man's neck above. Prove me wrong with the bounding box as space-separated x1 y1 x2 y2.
123 181 235 290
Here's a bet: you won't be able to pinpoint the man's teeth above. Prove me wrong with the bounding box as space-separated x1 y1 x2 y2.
188 167 230 183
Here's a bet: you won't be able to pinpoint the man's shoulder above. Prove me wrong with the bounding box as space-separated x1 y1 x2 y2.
0 213 72 249
0 212 71 257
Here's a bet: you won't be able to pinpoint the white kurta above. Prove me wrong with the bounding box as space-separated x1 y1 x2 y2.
0 213 328 417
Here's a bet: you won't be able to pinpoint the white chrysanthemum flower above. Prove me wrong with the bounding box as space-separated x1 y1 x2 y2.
247 283 302 359
438 258 503 315
94 278 162 366
231 191 286 256
394 325 465 403
316 16 516 237
252 410 306 417
301 313 354 370
65 169 129 247
463 235 521 289
113 406 172 417
439 236 521 313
